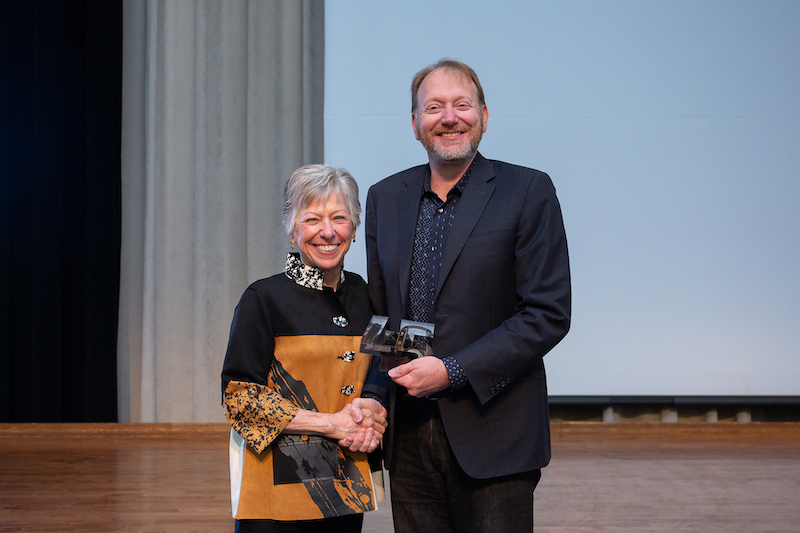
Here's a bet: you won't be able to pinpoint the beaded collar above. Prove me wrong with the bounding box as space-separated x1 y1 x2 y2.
284 252 345 291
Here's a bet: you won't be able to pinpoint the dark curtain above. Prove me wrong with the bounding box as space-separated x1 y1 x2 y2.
1 1 122 422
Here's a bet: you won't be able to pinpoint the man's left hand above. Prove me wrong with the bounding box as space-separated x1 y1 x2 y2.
388 356 450 397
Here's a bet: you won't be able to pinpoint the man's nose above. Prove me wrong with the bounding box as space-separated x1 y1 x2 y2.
441 104 458 124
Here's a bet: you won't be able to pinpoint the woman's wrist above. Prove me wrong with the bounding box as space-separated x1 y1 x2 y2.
284 409 337 439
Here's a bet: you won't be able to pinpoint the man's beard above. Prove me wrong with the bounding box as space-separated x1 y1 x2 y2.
416 119 483 163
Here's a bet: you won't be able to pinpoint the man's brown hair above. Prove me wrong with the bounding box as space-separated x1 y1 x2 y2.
410 59 486 114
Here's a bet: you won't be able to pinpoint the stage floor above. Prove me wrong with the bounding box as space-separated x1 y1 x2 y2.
1 423 798 532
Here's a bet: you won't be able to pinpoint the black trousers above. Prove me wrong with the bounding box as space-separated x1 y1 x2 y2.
234 514 363 533
390 398 541 533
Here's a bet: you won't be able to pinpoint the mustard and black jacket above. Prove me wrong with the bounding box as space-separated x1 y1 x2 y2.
221 253 375 520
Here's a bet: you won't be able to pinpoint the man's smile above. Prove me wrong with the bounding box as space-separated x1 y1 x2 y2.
438 131 465 138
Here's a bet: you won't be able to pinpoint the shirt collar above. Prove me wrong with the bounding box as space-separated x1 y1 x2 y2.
423 159 475 200
284 252 345 292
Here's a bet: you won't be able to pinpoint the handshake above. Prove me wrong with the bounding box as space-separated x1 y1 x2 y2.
334 397 387 453
333 316 436 453
360 315 435 371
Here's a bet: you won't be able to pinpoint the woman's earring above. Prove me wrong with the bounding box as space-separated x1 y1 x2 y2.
352 237 356 243
291 241 295 249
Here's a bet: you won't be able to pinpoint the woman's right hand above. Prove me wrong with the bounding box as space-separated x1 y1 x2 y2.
333 398 387 453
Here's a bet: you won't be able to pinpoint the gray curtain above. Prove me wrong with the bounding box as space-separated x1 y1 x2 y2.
118 0 324 422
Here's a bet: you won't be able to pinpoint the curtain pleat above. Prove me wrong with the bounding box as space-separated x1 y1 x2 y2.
119 0 324 422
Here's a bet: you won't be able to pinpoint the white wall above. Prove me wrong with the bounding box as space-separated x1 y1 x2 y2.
324 1 800 396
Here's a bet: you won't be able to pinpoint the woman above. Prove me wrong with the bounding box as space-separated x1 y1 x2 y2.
221 164 387 533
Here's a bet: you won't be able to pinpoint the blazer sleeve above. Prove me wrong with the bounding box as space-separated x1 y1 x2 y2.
453 171 571 405
360 185 391 404
365 185 388 318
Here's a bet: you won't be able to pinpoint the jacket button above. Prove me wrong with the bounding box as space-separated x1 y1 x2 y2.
338 351 355 362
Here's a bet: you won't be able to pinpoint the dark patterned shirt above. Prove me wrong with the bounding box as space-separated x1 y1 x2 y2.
408 163 474 391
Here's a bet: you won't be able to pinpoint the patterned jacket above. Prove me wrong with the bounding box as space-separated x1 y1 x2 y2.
221 253 375 520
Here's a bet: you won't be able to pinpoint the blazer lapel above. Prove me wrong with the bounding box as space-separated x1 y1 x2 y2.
397 166 427 316
436 153 495 298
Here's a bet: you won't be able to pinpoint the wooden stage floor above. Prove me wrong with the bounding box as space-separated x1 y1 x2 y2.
1 423 798 532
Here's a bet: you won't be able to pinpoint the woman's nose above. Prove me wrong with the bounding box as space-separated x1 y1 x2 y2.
319 218 335 237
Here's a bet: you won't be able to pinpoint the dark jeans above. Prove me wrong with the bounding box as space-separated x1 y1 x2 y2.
390 398 541 533
234 514 363 533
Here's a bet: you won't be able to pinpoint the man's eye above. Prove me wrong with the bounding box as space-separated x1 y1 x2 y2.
426 105 441 113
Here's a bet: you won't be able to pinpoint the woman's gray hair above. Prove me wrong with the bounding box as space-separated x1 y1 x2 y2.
282 164 361 236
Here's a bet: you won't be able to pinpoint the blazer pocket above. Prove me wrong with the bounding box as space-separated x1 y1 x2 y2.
463 229 513 249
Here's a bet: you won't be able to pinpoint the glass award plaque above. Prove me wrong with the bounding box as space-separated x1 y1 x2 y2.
360 315 435 371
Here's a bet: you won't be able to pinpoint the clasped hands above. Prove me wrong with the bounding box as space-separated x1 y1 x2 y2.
333 357 449 453
334 397 388 453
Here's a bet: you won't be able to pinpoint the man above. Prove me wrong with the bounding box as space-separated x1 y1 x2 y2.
363 59 571 532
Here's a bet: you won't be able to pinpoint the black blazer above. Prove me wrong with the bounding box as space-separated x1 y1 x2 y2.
364 152 571 479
